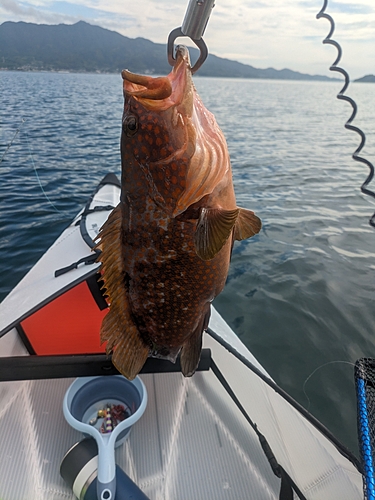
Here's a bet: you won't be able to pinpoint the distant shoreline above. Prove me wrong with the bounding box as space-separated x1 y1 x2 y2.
354 74 375 83
0 20 337 82
2 21 372 82
0 67 342 82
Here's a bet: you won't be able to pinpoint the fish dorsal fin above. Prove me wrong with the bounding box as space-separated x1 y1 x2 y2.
194 207 239 261
95 204 149 380
233 208 262 241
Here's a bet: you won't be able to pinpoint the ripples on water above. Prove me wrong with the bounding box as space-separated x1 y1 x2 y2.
1 71 374 454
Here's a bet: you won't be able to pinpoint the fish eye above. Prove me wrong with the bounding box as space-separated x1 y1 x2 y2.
123 115 138 136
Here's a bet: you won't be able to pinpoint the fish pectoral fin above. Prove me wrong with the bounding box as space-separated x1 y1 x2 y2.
96 203 149 380
180 306 210 377
233 208 262 241
194 207 240 261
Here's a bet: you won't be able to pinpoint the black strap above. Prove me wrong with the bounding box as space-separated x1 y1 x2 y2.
81 204 115 217
79 204 115 249
210 360 307 500
54 252 100 277
279 467 294 500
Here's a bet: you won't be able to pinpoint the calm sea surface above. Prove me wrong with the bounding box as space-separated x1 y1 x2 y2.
1 71 374 455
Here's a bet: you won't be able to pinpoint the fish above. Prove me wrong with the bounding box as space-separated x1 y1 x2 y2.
96 45 261 380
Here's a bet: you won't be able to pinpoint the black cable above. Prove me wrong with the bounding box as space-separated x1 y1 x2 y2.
317 0 375 227
210 359 307 500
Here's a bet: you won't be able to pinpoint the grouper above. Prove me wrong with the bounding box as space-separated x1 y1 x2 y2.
96 46 261 380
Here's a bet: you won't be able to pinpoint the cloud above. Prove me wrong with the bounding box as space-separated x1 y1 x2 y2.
44 1 108 19
1 0 34 16
0 0 79 23
329 2 374 15
0 0 141 34
1 0 374 79
299 0 374 14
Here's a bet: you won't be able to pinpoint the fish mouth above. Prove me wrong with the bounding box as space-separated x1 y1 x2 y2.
122 46 192 111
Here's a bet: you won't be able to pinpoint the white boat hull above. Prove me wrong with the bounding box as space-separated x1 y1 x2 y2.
0 174 364 499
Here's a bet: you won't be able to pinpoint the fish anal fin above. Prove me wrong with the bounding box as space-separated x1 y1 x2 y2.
194 207 239 261
180 334 202 378
96 203 149 380
101 307 149 380
233 208 262 241
100 302 149 380
180 306 210 377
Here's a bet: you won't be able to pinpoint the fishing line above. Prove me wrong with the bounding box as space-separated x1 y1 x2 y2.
1 119 66 215
24 130 65 215
303 360 356 411
317 0 375 228
0 118 25 165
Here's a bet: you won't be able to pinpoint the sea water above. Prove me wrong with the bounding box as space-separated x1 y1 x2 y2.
1 70 374 455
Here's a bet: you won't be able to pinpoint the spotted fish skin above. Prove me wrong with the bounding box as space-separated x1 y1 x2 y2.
97 46 261 379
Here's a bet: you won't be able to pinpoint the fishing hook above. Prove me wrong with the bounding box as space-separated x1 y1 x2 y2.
317 0 375 228
167 0 215 74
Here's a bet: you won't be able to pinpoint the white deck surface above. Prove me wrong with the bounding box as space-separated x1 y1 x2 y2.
0 326 364 500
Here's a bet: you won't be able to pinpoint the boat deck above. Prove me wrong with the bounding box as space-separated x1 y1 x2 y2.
0 328 364 500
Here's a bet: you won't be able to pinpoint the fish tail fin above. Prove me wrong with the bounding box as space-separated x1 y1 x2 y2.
97 204 149 380
180 305 211 377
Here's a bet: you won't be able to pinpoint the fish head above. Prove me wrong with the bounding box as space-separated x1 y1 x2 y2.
121 46 196 213
121 46 232 216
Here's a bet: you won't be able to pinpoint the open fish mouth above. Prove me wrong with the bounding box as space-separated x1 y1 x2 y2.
121 46 192 111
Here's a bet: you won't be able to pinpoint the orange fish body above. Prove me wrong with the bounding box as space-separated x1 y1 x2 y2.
97 47 261 379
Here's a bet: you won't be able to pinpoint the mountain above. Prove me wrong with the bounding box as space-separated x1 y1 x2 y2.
354 74 375 83
0 21 168 74
0 21 334 81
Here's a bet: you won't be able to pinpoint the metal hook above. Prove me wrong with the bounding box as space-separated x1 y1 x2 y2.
167 0 214 74
167 27 208 74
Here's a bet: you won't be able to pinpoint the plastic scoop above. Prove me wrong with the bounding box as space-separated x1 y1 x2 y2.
63 375 147 500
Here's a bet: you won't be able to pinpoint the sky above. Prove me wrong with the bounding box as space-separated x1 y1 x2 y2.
0 0 374 79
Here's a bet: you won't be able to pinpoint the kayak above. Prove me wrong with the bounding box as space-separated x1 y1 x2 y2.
0 173 364 499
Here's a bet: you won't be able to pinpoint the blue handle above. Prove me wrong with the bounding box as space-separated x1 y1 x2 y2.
356 377 375 500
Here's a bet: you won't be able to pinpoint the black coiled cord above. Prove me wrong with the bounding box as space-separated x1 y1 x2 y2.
317 0 375 227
